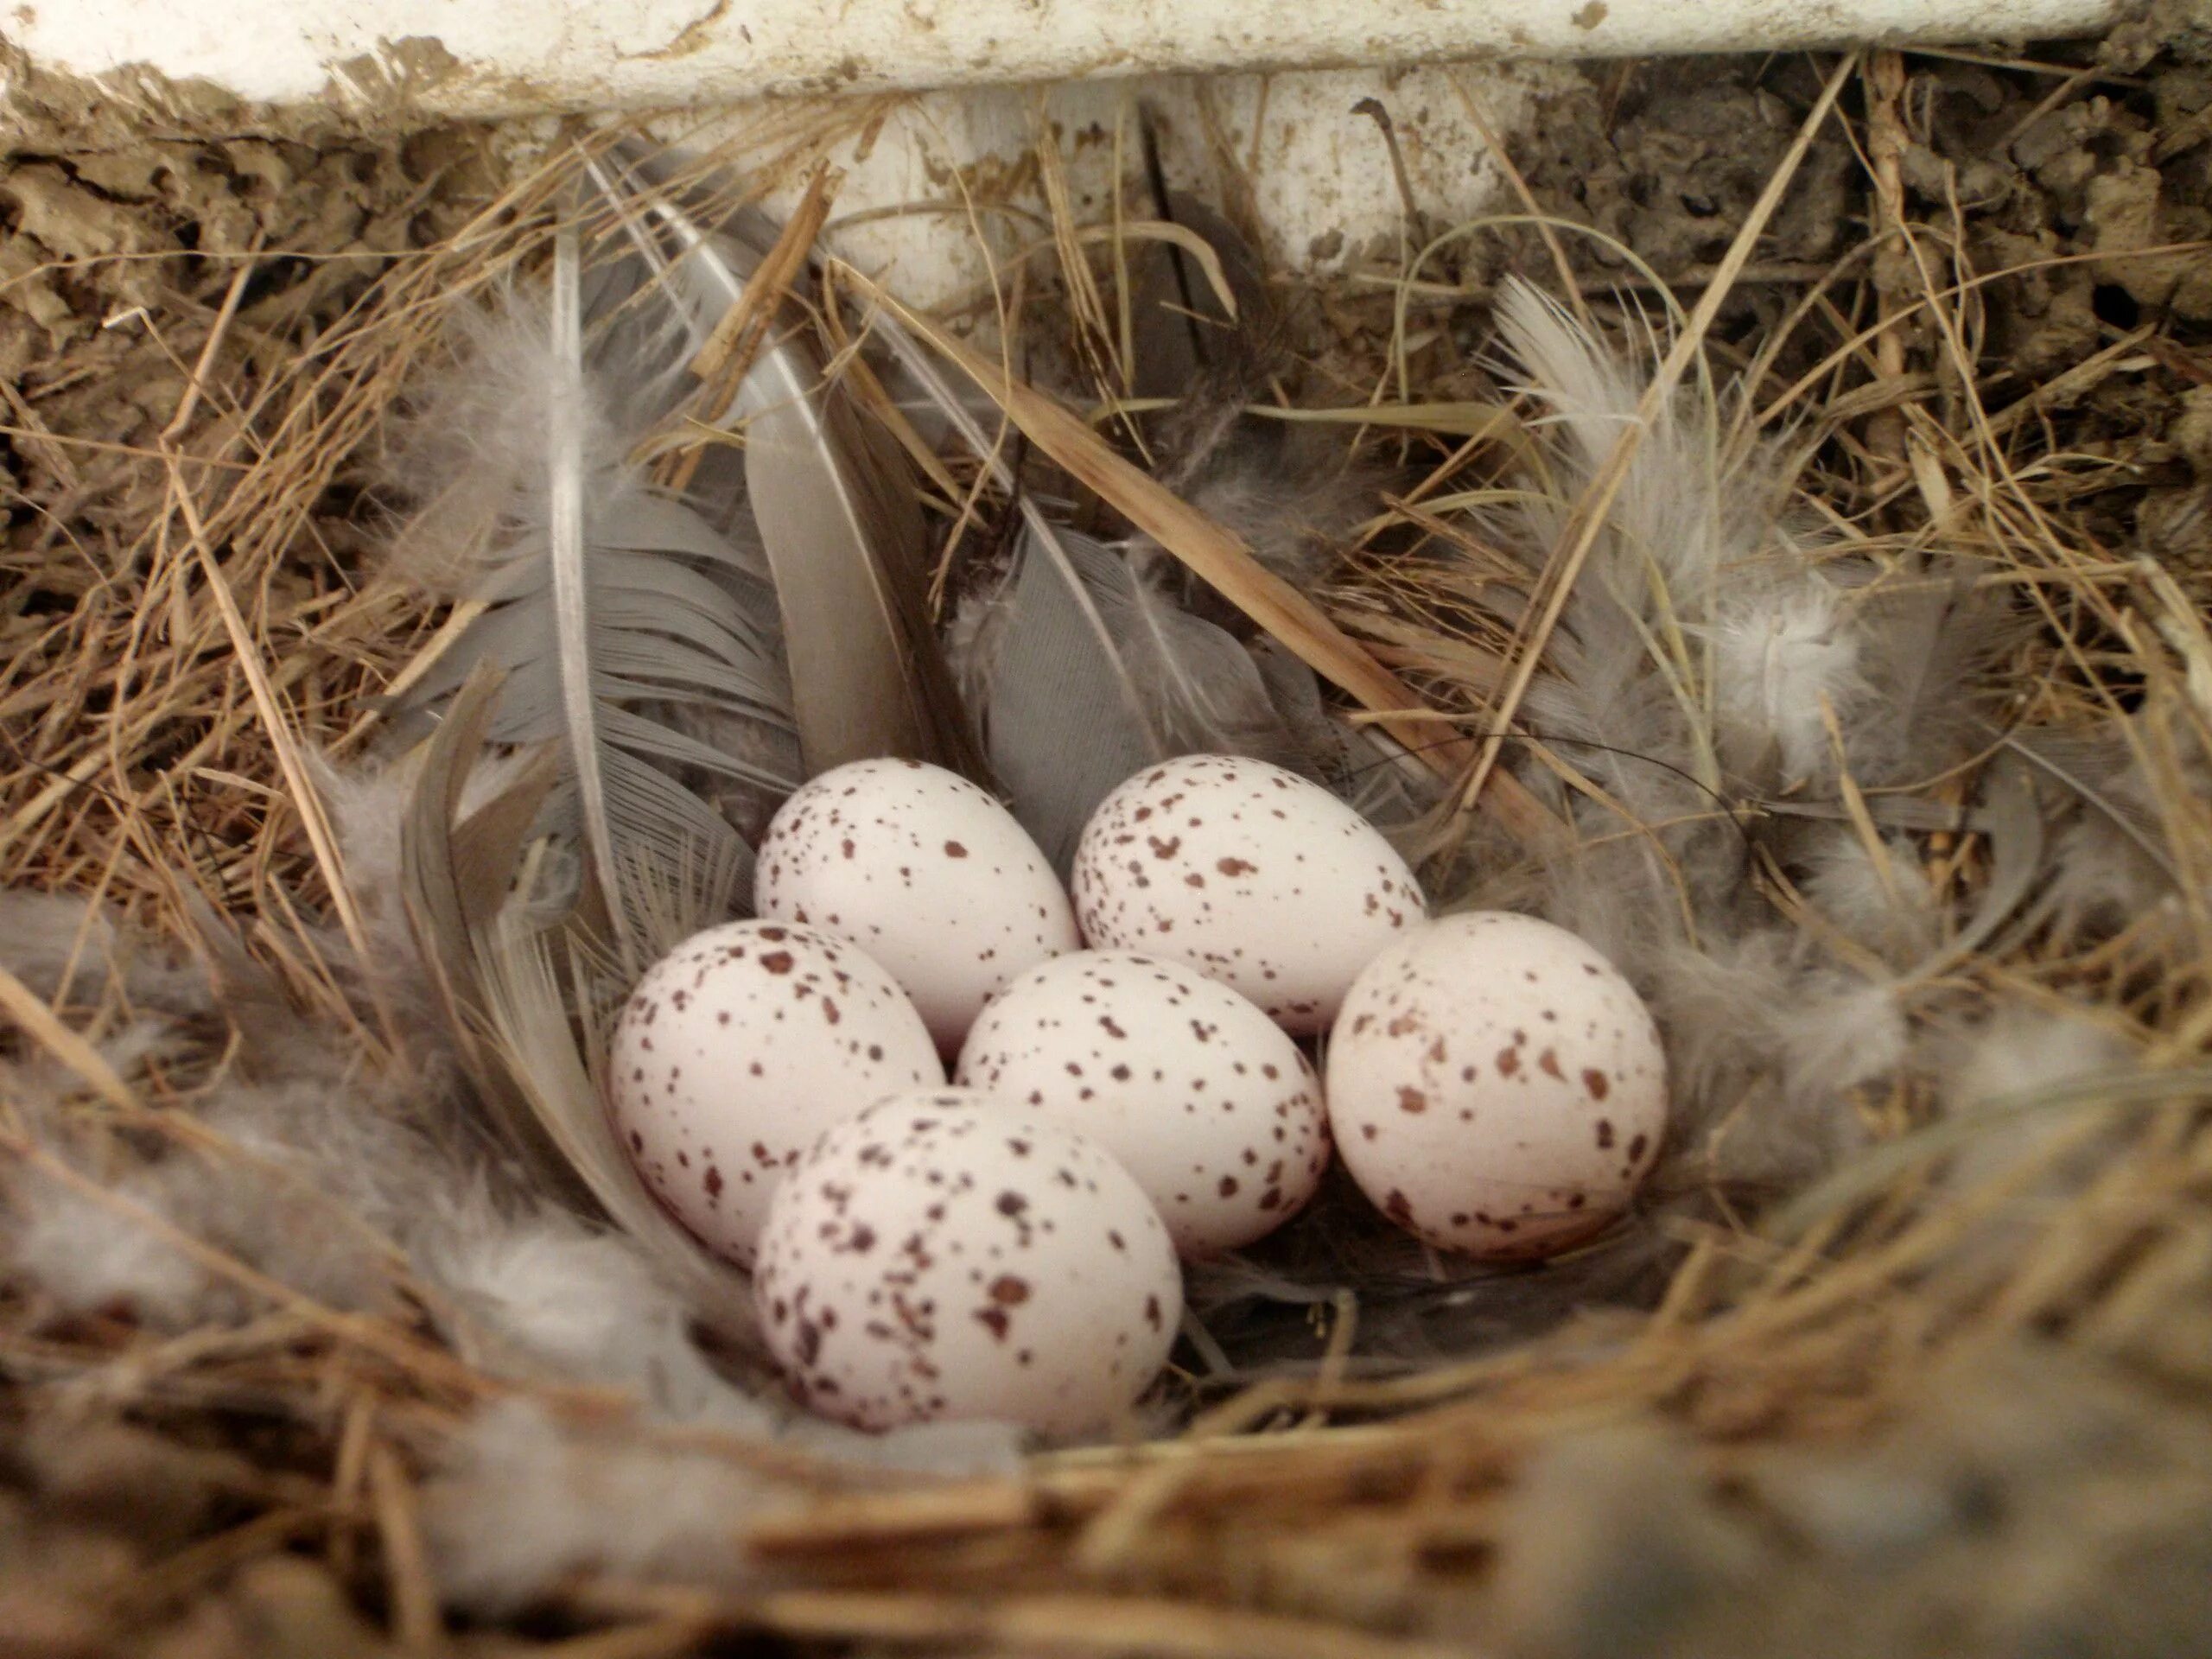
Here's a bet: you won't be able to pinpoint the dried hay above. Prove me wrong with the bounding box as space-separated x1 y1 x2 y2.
3 29 2212 1659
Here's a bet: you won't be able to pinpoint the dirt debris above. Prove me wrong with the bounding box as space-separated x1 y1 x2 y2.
0 131 501 555
1398 43 2212 574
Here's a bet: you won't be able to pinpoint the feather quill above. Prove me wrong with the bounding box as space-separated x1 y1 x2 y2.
388 158 982 1319
386 219 791 928
399 672 760 1335
586 149 983 783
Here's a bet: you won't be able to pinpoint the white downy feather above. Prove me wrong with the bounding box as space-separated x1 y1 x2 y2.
423 1401 778 1612
1468 280 2018 1200
1704 578 1868 786
1942 1005 2132 1193
4 1169 210 1325
1799 828 1942 967
422 1397 1024 1613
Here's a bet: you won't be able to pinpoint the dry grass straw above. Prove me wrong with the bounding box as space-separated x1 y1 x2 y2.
4 49 2212 1655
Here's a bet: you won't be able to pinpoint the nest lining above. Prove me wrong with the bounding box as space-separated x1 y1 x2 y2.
2 34 2211 1659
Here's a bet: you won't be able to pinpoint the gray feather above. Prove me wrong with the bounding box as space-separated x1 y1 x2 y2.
956 525 1303 872
387 229 790 933
588 149 983 783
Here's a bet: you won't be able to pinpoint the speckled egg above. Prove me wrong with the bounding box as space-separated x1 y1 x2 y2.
955 951 1330 1257
606 920 943 1268
753 1090 1182 1436
1071 755 1425 1034
1325 912 1668 1260
756 760 1081 1052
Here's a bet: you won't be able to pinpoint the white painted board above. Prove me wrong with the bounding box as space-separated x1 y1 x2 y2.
11 0 2119 118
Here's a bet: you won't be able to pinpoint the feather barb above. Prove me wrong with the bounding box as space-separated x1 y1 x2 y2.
849 275 1562 849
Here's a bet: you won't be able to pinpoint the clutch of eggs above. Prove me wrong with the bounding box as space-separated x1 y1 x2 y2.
601 749 1677 1435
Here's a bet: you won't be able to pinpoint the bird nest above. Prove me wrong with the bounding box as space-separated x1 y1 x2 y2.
4 28 2212 1659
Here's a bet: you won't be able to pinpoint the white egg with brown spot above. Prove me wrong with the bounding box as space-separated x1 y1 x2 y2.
1071 755 1424 1034
753 1090 1182 1437
606 920 943 1268
756 760 1080 1052
956 950 1330 1257
1326 912 1668 1260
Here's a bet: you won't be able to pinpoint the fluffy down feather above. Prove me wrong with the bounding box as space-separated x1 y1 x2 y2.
1450 283 2027 1205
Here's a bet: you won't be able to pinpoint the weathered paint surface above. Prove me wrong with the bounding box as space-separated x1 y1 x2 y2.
698 62 1573 308
7 0 2121 119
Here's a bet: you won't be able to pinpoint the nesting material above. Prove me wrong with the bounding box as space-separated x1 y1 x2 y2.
3 30 2211 1659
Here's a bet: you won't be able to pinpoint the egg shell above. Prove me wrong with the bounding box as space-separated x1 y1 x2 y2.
1325 912 1668 1260
956 950 1330 1257
753 1090 1182 1437
1071 755 1425 1034
606 920 943 1268
756 759 1081 1052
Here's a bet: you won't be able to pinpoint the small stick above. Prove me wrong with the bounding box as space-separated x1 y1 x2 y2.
671 162 842 495
0 958 137 1111
1864 49 1911 468
368 1443 447 1654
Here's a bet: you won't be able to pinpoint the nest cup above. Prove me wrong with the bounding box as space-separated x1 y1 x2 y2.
3 14 2212 1658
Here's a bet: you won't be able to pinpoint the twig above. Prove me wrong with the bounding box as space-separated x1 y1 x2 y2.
1864 49 1911 469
